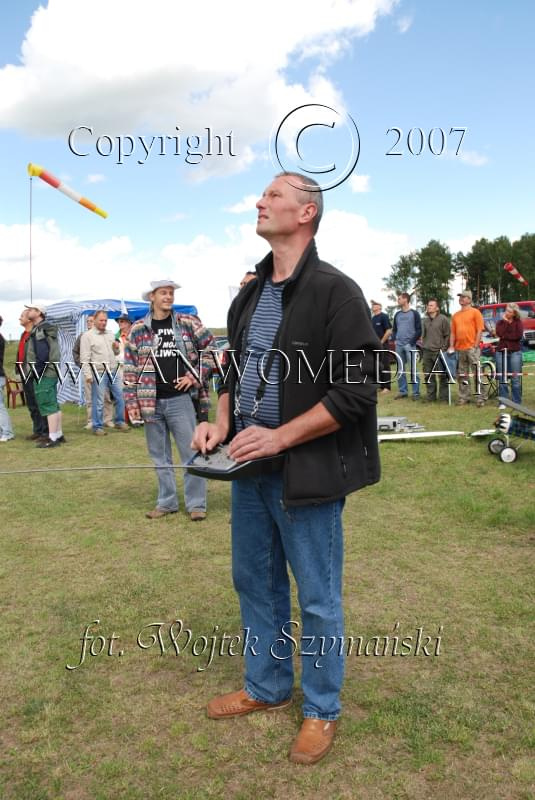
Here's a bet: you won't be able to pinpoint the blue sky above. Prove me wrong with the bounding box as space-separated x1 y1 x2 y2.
1 0 534 339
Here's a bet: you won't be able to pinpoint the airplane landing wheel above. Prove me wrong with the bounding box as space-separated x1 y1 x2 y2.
488 438 505 455
499 446 517 463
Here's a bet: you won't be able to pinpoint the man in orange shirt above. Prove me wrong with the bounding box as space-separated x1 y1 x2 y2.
448 290 485 406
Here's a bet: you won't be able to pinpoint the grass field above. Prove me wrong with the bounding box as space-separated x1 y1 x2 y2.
1 341 534 800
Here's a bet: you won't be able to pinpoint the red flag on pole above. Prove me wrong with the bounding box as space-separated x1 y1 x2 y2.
503 262 528 286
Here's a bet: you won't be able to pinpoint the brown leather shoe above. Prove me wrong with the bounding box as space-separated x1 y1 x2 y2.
207 689 292 719
289 718 337 765
145 508 177 519
190 511 206 522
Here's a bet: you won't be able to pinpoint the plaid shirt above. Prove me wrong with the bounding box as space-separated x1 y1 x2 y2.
123 311 215 422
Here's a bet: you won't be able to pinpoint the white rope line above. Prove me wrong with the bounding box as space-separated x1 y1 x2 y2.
0 463 192 476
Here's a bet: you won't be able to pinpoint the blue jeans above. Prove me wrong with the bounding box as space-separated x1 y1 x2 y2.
91 372 125 429
232 472 345 720
0 377 15 438
395 343 420 397
144 394 206 512
495 350 522 404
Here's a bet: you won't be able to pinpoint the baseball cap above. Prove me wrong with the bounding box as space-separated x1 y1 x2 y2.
457 290 473 301
25 304 47 317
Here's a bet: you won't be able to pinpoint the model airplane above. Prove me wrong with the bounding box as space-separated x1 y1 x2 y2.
485 398 535 463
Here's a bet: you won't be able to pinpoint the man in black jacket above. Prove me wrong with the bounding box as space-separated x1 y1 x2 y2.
25 305 65 448
192 173 379 764
17 309 48 441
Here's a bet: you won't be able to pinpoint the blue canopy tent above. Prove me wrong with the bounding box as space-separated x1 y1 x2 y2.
45 298 198 404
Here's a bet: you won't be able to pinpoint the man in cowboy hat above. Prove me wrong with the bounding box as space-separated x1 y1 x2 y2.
123 280 215 521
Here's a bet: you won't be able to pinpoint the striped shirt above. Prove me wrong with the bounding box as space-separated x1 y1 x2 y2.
235 278 286 429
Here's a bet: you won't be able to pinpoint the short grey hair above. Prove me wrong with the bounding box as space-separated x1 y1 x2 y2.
275 172 324 233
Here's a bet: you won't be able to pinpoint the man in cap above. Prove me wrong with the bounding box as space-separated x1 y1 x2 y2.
123 280 215 521
16 308 48 441
25 305 65 448
115 312 133 365
114 312 133 423
448 290 485 406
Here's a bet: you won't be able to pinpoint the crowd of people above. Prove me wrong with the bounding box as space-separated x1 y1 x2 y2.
371 292 525 408
0 171 527 766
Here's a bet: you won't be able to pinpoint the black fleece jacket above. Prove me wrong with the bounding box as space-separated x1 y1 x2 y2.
222 239 381 506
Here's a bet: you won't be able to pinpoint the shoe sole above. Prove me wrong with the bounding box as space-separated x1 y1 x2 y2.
207 698 292 719
145 511 178 519
289 740 334 765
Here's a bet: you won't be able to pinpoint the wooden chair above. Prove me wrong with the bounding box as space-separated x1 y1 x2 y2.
5 376 26 409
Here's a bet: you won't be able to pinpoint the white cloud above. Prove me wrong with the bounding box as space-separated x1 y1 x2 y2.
458 150 489 167
0 203 410 339
162 208 411 323
397 15 413 33
317 210 411 305
446 234 481 255
0 220 146 338
87 173 105 183
349 174 370 193
225 195 258 214
0 0 398 178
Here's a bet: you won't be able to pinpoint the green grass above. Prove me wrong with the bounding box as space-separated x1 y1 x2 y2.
1 343 534 799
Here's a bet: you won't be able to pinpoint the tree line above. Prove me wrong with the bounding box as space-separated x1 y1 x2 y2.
384 234 535 314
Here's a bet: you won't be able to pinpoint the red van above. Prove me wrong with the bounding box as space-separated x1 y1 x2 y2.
479 300 535 348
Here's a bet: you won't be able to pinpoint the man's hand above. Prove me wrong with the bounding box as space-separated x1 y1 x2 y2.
191 422 227 454
128 406 141 422
228 425 283 463
174 374 198 391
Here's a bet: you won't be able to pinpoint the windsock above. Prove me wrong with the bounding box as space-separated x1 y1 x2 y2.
27 163 107 218
503 262 527 286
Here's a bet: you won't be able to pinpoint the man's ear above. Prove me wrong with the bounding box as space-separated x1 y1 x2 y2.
300 202 317 226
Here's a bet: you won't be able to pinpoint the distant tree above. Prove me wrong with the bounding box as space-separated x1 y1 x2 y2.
456 237 513 303
383 253 418 306
511 234 535 299
414 240 455 313
386 232 535 318
455 238 491 303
